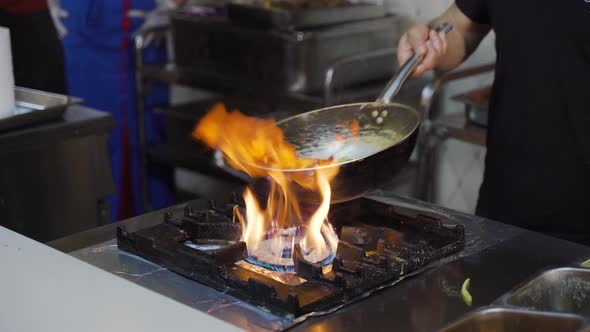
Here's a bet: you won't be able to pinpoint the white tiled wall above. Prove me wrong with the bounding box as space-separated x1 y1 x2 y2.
386 0 453 23
435 139 486 212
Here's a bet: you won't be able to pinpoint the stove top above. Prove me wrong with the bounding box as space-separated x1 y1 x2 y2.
117 195 464 317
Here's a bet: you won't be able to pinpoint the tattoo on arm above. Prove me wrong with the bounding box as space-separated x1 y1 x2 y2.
428 4 491 70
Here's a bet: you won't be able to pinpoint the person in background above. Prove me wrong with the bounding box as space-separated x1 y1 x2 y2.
59 0 186 222
0 0 67 94
398 1 590 243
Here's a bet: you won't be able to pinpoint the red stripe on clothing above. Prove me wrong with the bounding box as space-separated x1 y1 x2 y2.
0 0 48 13
116 0 136 221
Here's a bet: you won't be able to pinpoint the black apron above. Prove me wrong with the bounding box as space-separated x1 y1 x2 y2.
455 0 590 243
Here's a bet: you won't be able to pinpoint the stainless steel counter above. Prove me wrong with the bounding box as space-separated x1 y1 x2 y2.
49 190 590 331
0 105 115 242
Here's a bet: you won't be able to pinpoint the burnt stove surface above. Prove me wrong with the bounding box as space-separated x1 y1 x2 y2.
117 195 465 317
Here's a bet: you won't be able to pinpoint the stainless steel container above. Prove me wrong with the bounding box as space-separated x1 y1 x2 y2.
171 14 400 93
226 2 388 29
0 87 81 132
497 267 590 316
440 307 584 332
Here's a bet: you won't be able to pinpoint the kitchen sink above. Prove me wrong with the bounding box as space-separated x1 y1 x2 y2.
499 268 590 316
439 307 584 332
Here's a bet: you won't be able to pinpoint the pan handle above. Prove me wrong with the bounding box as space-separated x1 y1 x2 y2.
377 22 454 104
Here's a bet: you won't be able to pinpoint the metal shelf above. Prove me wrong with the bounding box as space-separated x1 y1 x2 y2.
141 63 393 108
414 63 494 202
141 63 250 93
147 143 243 184
152 95 316 121
433 113 487 147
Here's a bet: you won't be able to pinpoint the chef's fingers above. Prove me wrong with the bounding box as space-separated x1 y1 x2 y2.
398 25 450 77
430 30 443 54
406 25 430 57
399 25 430 77
439 30 449 56
397 34 413 67
415 30 450 76
416 42 438 77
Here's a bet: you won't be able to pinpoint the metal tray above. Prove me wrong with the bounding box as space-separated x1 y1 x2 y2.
497 268 590 316
0 87 82 132
440 266 590 331
439 307 585 332
452 86 490 128
226 2 387 29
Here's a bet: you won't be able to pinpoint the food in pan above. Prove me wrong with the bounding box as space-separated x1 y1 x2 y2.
300 134 400 165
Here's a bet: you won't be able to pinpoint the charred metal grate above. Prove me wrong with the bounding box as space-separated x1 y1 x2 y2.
117 196 464 317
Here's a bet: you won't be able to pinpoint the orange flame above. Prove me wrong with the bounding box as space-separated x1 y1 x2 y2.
193 103 339 270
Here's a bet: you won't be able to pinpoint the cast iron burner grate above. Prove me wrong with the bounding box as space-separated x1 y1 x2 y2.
117 195 465 317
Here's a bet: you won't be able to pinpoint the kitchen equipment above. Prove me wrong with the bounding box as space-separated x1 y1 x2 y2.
439 307 584 332
171 14 400 93
0 106 114 242
52 186 590 332
218 23 452 203
0 87 82 132
452 86 491 127
226 1 387 29
497 268 590 316
441 267 590 331
117 195 465 317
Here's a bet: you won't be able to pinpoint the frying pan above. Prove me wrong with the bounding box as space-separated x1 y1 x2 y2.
217 23 453 204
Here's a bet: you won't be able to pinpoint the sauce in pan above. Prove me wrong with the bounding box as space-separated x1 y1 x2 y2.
299 133 401 164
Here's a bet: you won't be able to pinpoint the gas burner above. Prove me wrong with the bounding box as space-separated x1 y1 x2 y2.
244 222 337 273
117 196 465 317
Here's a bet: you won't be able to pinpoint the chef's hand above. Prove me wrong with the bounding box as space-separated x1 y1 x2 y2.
397 24 449 77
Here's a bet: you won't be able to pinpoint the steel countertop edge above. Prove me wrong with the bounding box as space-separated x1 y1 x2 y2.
47 191 590 332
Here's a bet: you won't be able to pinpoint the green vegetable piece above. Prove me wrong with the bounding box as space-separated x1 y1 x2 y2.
581 259 590 268
462 278 473 307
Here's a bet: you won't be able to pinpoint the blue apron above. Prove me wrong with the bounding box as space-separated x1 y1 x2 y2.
61 0 174 222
